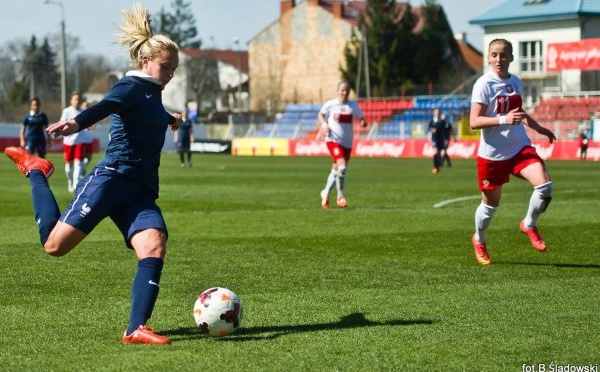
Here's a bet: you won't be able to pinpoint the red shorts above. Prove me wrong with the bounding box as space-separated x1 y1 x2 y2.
326 141 352 163
477 146 544 191
63 144 86 162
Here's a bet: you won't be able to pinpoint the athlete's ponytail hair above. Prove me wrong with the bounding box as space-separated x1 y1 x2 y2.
115 3 179 69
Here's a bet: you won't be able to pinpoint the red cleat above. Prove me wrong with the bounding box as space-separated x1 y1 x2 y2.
4 147 54 179
336 196 348 208
472 234 491 265
320 190 329 210
520 221 547 252
122 325 171 345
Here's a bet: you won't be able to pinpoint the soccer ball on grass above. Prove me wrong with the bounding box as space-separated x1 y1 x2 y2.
193 287 243 337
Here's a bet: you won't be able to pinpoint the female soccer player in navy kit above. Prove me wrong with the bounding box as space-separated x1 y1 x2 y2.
469 38 556 265
20 97 49 158
174 109 194 167
5 3 181 344
318 80 367 209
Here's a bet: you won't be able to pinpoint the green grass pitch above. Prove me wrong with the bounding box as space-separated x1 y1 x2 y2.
0 153 598 371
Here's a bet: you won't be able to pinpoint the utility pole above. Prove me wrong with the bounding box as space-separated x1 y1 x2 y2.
45 0 67 107
233 37 243 112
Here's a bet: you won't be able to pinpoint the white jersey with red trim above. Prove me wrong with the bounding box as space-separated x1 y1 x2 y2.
471 70 531 160
60 106 83 146
319 98 363 148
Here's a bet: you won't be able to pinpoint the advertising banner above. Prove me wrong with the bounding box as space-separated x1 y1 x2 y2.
232 138 290 156
191 140 232 154
289 138 594 161
547 38 600 71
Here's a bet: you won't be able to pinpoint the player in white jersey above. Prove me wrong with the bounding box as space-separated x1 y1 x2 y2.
60 92 84 192
77 100 96 178
317 80 367 209
469 38 556 265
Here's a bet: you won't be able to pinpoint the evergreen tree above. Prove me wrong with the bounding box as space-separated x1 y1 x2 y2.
37 38 60 98
412 0 455 91
341 0 459 97
155 0 202 48
341 0 416 97
340 30 362 94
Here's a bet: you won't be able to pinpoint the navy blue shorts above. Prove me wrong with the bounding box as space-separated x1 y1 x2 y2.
60 167 168 248
25 137 47 156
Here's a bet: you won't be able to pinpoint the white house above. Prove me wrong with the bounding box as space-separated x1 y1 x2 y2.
162 48 249 114
470 0 600 107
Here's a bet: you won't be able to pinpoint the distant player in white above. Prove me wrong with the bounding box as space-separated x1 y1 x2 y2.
317 80 367 209
77 100 96 178
60 92 84 192
469 38 556 265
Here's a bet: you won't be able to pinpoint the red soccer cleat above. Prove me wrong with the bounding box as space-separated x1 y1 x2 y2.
336 196 348 208
472 234 491 265
520 221 547 252
122 325 171 345
320 190 330 210
4 147 54 179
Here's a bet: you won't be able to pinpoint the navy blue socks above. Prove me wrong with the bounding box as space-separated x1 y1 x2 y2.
28 170 60 245
127 257 164 335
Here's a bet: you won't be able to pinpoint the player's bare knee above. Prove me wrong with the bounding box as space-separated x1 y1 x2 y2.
43 241 69 257
132 229 167 259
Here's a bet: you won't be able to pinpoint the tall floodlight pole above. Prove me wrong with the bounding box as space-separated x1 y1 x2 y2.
45 0 67 107
233 37 243 111
362 26 371 100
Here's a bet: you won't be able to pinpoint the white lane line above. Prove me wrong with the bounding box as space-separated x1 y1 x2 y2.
433 189 576 209
433 195 481 208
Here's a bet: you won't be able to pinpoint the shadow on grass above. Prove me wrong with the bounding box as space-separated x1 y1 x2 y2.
165 312 435 342
495 261 600 269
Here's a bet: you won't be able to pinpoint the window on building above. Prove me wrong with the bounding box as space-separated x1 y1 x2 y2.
520 41 544 74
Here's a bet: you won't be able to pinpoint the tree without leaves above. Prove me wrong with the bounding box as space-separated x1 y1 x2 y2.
186 56 221 112
155 0 202 48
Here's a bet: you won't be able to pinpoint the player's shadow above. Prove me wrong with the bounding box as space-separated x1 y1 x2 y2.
495 261 600 269
165 312 435 342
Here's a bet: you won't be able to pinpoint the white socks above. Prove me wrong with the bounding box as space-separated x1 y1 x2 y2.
335 166 347 197
474 202 497 243
65 163 73 191
73 160 83 190
523 181 553 228
323 169 336 195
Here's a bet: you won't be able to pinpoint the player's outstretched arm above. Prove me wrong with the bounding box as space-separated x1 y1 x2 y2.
523 114 556 143
47 119 80 138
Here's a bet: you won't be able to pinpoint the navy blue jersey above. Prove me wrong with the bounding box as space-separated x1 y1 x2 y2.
442 121 453 141
429 119 448 143
75 75 173 196
22 112 49 140
177 120 192 147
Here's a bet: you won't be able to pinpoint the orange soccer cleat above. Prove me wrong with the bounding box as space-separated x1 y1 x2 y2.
336 196 348 208
4 147 54 179
472 234 491 265
519 221 547 252
122 325 171 345
320 190 330 210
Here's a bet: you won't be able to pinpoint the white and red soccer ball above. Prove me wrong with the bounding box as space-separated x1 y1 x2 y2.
193 287 243 337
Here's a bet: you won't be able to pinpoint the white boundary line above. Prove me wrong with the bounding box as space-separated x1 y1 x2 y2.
433 196 481 209
433 189 576 209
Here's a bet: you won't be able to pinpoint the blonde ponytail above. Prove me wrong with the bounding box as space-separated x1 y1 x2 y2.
116 3 179 69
